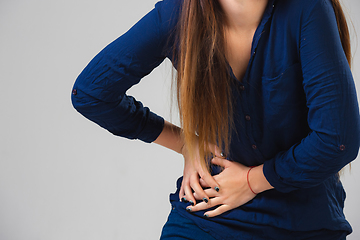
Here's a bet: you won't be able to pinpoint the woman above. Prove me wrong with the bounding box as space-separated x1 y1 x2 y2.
71 0 360 239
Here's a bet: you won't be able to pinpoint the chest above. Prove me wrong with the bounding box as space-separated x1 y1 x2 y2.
225 31 254 82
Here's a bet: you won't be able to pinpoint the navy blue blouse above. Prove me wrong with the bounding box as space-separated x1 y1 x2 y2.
71 0 360 239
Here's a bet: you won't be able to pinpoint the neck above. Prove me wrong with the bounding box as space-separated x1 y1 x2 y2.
218 0 269 32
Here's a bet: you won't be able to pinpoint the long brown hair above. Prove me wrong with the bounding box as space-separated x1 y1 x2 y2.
331 0 352 68
175 0 352 170
175 0 232 170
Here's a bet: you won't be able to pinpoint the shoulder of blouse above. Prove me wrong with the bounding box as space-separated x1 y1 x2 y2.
155 0 182 38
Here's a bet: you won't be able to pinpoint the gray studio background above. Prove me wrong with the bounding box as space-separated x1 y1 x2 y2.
0 0 359 239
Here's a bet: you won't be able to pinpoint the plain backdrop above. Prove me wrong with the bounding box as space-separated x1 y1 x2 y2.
0 0 359 239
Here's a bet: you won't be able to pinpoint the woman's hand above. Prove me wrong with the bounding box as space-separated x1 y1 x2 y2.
153 120 224 205
179 142 222 206
186 157 257 217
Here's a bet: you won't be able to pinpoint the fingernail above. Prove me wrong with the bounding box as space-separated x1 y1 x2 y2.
181 197 188 202
203 198 209 203
214 186 220 192
189 200 195 206
186 207 192 212
204 213 209 218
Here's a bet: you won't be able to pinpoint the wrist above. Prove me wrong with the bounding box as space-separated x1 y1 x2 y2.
249 164 274 194
247 167 257 194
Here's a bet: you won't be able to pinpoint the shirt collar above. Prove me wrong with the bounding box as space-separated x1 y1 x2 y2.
251 0 277 53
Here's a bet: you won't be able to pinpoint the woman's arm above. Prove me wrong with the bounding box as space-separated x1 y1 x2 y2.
71 0 221 205
72 4 166 143
153 120 183 154
71 0 181 143
263 0 360 192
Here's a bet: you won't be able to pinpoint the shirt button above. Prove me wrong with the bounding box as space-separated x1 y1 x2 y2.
339 145 345 151
245 115 251 121
239 85 245 91
252 145 257 150
72 89 77 95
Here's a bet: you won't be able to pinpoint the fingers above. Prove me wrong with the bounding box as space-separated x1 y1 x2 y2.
180 173 209 206
179 142 225 207
199 178 210 188
211 157 230 168
183 182 196 206
199 170 220 193
204 204 232 218
189 174 210 203
186 196 222 212
186 197 232 218
179 174 195 205
179 183 184 200
193 188 218 200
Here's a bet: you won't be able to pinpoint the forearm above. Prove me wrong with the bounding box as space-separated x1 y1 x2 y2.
153 120 184 154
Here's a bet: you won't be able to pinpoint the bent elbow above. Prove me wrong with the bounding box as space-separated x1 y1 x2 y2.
71 87 80 111
71 87 86 115
70 86 98 118
345 132 360 164
339 117 360 166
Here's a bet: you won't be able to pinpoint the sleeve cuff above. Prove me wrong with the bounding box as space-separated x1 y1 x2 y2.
135 110 165 143
263 157 299 193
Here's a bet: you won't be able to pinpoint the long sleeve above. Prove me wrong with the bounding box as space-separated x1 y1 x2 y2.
263 0 360 193
71 0 178 143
